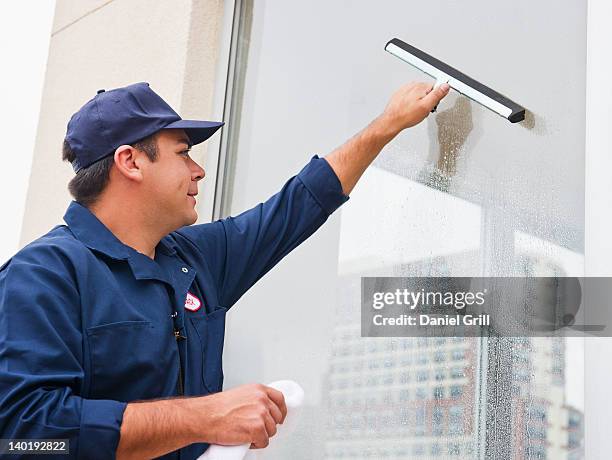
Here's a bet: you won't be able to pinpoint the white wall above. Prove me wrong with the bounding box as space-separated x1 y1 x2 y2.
0 2 55 263
19 0 226 247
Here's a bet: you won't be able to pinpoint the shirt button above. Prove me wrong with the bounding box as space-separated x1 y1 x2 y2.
181 267 189 273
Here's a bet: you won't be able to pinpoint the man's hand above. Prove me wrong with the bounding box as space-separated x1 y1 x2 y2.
380 81 451 135
116 383 287 459
325 81 451 195
198 383 287 449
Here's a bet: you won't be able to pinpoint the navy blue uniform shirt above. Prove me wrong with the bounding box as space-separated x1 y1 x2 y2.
0 156 348 459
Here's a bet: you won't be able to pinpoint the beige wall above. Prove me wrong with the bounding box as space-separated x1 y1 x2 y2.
20 0 225 246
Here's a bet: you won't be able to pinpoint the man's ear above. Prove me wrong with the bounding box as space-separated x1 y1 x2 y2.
113 145 144 182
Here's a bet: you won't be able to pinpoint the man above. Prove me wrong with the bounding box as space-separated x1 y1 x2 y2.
0 81 449 459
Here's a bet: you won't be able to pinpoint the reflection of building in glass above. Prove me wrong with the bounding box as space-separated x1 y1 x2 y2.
511 256 584 459
323 268 583 460
511 338 584 460
324 322 477 459
324 328 583 459
565 406 584 460
329 237 584 459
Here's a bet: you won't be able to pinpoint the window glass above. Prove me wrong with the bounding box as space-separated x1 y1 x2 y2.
222 0 585 458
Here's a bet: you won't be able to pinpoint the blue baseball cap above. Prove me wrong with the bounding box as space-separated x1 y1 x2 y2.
65 82 224 172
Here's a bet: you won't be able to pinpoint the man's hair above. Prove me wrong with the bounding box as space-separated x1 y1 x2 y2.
62 134 158 207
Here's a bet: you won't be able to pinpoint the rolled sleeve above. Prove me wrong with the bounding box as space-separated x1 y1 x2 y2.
296 155 349 215
79 399 127 459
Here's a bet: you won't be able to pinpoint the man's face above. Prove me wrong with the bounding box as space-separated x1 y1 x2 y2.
142 128 204 229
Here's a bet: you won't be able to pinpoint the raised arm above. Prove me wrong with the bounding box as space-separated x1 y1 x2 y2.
325 82 450 195
175 82 449 308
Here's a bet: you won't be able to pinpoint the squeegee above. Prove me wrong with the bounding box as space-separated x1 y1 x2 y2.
385 38 525 123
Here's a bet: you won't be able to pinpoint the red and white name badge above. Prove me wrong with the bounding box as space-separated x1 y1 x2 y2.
184 292 202 312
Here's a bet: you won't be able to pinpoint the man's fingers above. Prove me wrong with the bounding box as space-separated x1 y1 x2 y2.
421 82 434 96
251 429 270 449
267 399 284 424
421 83 451 110
265 387 288 423
251 413 273 449
250 412 276 449
263 412 277 438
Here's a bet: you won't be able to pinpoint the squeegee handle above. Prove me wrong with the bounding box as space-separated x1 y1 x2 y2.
431 76 450 113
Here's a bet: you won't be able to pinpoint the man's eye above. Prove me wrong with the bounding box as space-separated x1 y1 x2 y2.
179 150 191 157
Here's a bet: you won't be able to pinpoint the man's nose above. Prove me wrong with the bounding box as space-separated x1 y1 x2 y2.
190 158 206 181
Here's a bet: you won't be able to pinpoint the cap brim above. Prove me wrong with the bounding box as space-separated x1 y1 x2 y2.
165 119 224 145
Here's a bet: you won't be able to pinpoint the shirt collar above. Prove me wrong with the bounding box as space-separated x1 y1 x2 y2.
63 200 177 260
